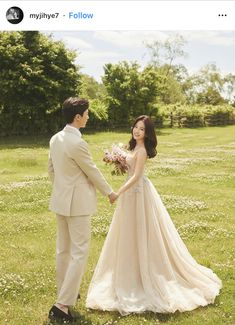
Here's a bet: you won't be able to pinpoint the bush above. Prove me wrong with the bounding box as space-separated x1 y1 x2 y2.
156 103 235 128
177 107 204 128
204 105 235 126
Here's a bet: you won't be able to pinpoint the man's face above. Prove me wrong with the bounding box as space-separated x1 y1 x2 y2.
79 109 89 128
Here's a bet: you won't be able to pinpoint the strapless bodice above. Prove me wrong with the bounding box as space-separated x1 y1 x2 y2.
126 152 145 178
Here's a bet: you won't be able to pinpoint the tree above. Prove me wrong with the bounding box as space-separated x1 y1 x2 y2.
79 74 106 100
196 87 227 105
154 65 187 104
78 74 108 129
78 74 108 128
0 31 81 135
145 33 188 104
184 63 229 105
223 73 235 106
102 61 161 126
145 33 187 71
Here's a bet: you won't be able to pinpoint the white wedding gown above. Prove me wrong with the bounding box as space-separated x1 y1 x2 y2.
86 153 222 315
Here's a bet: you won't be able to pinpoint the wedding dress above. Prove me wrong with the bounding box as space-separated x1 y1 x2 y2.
86 153 222 315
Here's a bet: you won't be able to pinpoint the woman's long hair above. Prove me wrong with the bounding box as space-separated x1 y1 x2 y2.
128 115 157 158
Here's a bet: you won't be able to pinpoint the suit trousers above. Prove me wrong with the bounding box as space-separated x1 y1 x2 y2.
56 214 91 306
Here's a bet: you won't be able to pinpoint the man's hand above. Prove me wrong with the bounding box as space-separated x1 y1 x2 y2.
108 192 118 204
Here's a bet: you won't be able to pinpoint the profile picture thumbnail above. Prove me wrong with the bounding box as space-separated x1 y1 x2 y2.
6 7 24 24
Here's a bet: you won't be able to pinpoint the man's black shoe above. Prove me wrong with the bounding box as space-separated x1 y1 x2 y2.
48 305 74 323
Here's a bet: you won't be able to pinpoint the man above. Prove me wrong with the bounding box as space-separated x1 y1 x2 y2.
48 97 117 323
6 8 19 20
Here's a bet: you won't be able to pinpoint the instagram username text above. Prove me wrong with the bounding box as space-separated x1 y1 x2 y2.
29 12 59 20
29 12 94 20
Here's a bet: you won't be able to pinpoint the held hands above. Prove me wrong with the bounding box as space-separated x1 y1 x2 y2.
108 192 119 204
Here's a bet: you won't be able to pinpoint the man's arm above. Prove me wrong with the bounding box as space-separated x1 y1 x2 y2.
48 152 54 183
73 140 112 196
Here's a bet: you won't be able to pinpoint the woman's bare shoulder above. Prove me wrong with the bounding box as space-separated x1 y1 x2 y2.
135 147 147 158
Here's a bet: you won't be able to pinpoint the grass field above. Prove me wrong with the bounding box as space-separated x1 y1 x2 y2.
0 126 234 325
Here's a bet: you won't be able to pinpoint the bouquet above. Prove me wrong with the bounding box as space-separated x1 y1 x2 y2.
103 143 128 175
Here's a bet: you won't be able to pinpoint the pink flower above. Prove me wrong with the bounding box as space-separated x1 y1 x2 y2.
103 144 128 175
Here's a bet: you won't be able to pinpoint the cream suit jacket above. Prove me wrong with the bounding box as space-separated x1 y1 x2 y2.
48 125 112 216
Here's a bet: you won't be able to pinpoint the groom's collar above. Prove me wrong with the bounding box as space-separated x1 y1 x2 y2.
64 124 82 137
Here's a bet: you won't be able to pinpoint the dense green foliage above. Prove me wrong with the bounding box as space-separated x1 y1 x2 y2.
0 32 234 135
0 31 80 135
102 62 161 126
79 74 109 128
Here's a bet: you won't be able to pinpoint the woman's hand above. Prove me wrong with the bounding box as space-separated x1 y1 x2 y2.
108 192 119 204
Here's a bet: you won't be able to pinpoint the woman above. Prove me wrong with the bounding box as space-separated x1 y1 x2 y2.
86 115 222 315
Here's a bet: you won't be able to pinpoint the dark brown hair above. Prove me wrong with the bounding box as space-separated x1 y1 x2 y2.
62 97 89 124
128 115 157 158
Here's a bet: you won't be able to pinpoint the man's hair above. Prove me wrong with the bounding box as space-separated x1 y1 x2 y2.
62 97 89 124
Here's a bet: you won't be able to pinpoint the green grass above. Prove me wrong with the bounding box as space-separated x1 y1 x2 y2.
0 126 234 325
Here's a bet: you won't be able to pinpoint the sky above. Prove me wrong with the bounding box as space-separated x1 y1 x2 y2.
47 31 235 82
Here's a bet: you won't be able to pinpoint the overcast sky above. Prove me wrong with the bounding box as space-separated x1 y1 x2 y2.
47 31 235 81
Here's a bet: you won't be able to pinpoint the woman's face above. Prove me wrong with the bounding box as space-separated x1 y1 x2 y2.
133 120 145 141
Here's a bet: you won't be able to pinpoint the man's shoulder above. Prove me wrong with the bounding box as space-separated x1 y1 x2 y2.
49 130 64 144
72 137 88 150
49 129 88 150
64 132 88 149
